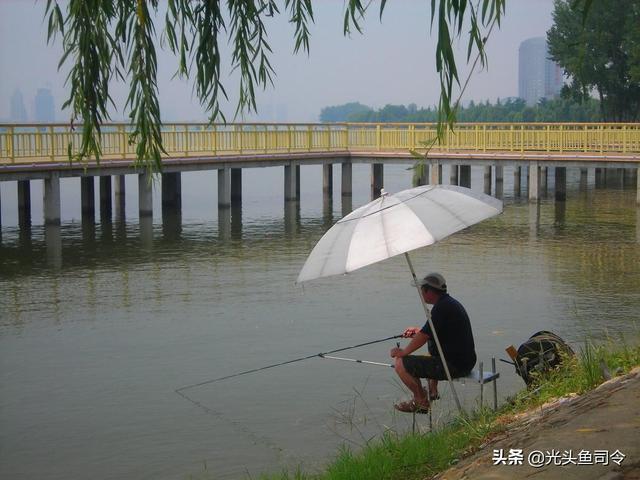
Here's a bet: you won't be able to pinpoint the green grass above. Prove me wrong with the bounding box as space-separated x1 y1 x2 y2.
260 411 497 480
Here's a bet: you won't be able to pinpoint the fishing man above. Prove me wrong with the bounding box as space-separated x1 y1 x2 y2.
390 273 476 413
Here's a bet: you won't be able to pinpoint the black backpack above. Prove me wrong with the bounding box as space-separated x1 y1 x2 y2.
514 330 574 385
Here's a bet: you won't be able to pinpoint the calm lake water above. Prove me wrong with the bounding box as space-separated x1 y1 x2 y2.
1 164 639 479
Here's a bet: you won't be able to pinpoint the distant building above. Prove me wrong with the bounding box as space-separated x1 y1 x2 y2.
10 89 28 122
34 88 55 122
518 37 563 106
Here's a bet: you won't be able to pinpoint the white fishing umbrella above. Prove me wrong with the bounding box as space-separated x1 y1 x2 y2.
297 184 503 413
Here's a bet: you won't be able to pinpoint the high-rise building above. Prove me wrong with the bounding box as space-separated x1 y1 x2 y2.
518 37 563 106
34 88 55 122
10 89 28 122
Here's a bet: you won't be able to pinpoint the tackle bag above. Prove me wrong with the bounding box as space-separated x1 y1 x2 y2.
514 330 574 386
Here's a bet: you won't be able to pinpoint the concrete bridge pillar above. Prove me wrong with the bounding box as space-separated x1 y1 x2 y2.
528 162 540 202
162 172 182 212
483 166 492 195
138 172 153 217
514 167 522 196
371 163 383 199
218 167 232 207
81 177 95 220
616 168 625 188
341 162 352 197
495 166 504 199
114 175 125 219
284 163 298 202
623 168 636 188
540 167 548 192
296 165 301 199
44 173 61 225
637 167 640 205
231 168 242 206
415 163 429 186
450 165 459 185
18 180 31 228
430 161 441 185
579 168 588 192
100 176 112 221
555 167 567 201
323 164 333 196
459 165 471 188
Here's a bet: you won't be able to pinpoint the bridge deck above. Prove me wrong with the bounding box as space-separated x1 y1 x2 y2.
1 122 639 179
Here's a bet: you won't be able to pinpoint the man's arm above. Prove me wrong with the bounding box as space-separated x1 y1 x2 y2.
390 331 428 358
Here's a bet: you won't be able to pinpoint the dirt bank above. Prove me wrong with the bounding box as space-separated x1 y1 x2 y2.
434 367 640 479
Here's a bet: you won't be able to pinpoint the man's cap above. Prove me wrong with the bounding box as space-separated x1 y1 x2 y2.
414 272 447 292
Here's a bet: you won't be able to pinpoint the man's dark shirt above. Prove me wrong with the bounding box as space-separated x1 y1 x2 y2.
419 293 476 373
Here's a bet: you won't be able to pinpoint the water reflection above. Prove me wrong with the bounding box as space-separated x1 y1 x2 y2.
101 217 113 245
322 196 334 227
140 215 153 249
554 197 566 228
19 222 32 250
162 209 182 241
284 201 301 235
528 202 540 239
231 203 243 238
218 207 232 241
555 167 567 201
45 223 62 269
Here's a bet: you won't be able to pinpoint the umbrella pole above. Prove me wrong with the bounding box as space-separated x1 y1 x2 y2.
404 253 464 415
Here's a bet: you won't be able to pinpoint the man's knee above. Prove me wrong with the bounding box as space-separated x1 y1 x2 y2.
394 357 405 373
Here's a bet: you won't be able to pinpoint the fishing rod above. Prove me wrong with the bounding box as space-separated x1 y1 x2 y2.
319 354 393 368
175 333 403 393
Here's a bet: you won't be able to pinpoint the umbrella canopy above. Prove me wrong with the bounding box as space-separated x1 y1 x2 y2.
297 185 503 283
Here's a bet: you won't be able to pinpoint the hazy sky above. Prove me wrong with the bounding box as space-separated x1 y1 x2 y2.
0 0 556 122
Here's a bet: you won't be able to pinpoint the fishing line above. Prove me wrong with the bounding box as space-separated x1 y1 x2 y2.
174 334 403 461
175 333 403 393
175 388 286 459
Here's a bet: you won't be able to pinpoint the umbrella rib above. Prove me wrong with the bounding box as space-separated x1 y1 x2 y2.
419 194 477 232
317 221 350 278
336 189 433 224
380 196 393 258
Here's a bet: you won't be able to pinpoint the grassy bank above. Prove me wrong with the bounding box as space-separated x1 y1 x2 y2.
259 336 640 480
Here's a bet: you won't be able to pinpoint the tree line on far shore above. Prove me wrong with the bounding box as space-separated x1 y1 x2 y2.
319 97 602 123
321 0 640 125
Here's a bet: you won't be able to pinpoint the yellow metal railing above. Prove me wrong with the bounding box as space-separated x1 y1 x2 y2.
0 122 638 164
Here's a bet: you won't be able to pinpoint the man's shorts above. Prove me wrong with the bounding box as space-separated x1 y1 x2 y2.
401 355 465 380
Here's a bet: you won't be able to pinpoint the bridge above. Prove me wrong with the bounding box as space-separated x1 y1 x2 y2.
1 122 639 225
